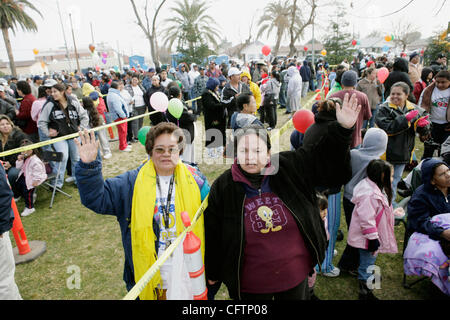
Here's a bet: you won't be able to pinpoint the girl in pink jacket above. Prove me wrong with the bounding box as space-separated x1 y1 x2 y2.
348 159 403 300
14 140 47 217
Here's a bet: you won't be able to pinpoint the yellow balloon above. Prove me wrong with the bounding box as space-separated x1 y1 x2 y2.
33 48 39 55
321 49 327 56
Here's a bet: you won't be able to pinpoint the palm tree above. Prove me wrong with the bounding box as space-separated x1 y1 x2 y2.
162 0 221 51
0 0 42 77
257 0 291 57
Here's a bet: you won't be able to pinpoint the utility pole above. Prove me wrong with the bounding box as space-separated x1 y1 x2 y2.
56 0 72 71
69 13 81 72
90 22 95 44
312 14 315 71
117 40 123 72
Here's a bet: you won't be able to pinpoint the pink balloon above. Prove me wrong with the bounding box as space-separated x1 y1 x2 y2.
150 92 169 113
377 67 389 84
102 52 108 58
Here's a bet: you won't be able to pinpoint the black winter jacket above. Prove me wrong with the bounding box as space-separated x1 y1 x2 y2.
375 101 426 164
384 58 416 103
303 109 352 194
0 128 29 165
0 164 14 235
204 121 353 299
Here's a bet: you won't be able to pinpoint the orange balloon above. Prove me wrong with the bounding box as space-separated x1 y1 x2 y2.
40 61 45 68
384 35 392 42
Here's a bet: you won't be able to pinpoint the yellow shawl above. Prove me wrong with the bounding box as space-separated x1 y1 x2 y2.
131 160 204 300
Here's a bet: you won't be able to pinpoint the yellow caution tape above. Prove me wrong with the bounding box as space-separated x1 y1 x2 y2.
0 96 202 158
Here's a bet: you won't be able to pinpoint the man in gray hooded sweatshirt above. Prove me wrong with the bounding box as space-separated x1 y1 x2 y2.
338 127 388 274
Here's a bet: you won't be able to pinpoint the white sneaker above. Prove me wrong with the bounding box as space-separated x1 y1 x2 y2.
103 153 112 159
125 145 132 151
333 249 338 257
21 207 35 217
322 267 340 277
65 176 76 183
120 148 131 152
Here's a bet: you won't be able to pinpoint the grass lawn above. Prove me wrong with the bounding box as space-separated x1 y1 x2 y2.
11 93 449 300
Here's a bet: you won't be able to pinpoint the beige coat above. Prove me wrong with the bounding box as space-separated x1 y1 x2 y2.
408 62 422 85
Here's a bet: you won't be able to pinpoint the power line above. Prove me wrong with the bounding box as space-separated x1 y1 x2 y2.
349 0 416 19
434 0 447 16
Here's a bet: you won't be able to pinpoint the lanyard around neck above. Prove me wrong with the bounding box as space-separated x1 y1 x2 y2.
156 174 175 228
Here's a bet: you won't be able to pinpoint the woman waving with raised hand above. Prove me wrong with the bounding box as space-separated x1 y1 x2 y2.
204 93 361 301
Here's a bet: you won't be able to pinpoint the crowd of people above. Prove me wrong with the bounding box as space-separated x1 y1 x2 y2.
0 48 449 301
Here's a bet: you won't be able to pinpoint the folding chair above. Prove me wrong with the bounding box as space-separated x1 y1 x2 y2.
41 150 72 208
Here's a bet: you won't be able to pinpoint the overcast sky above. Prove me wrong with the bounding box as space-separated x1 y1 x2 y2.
0 0 448 62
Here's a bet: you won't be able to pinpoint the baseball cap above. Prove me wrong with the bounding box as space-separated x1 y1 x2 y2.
148 67 156 73
409 52 419 61
44 79 58 87
437 53 446 59
33 75 43 81
228 67 241 77
89 91 99 101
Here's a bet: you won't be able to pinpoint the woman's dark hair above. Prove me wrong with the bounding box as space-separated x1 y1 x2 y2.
81 97 101 128
167 85 181 100
316 192 328 211
20 139 42 160
435 70 450 81
233 124 271 158
237 93 253 111
420 67 434 83
16 81 31 95
37 86 47 99
52 83 66 92
362 67 376 78
145 121 185 156
391 81 410 96
335 69 346 86
366 159 393 205
318 98 341 113
271 70 281 83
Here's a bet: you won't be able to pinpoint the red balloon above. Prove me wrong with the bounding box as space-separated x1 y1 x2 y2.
351 39 357 46
293 109 315 134
303 46 308 52
262 45 271 56
377 67 389 84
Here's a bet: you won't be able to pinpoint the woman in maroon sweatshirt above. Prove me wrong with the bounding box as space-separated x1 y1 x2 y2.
204 93 361 300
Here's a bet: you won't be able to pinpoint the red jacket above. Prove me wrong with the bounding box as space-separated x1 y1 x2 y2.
413 80 427 103
16 94 37 135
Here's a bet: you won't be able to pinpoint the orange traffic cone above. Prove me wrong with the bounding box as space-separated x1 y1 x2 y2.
3 163 46 264
181 211 208 300
11 198 30 255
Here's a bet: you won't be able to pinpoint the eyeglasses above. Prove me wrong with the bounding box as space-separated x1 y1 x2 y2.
153 147 179 155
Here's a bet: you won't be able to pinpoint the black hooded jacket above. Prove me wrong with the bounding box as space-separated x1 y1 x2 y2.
204 120 353 299
384 58 416 103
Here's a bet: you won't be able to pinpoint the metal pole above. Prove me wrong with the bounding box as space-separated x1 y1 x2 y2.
69 13 81 72
56 0 72 71
117 40 123 72
90 22 95 44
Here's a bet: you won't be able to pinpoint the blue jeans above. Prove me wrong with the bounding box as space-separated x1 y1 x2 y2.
358 249 378 282
52 138 80 188
309 79 316 91
279 85 287 108
6 166 20 193
190 88 197 113
362 105 379 129
392 163 406 208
